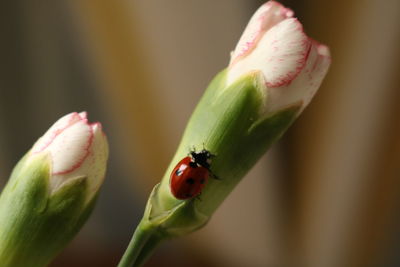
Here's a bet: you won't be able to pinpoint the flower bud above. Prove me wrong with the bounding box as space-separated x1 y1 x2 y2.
0 112 108 266
119 2 330 266
30 111 108 203
227 0 331 115
145 0 330 236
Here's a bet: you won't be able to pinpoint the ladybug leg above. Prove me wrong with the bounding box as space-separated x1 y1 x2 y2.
195 192 203 202
209 170 221 180
206 149 216 158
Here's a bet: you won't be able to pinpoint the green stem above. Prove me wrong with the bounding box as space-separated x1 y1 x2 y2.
118 221 163 267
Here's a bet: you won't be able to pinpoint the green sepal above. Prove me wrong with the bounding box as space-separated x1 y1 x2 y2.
0 153 92 267
141 184 208 237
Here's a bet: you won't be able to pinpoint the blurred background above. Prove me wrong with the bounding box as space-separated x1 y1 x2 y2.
1 0 400 266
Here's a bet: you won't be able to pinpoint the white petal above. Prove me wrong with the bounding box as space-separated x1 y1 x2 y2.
31 112 82 154
230 1 294 65
49 119 93 174
85 123 108 197
79 111 88 119
228 18 310 88
52 122 108 202
299 42 331 109
265 41 331 114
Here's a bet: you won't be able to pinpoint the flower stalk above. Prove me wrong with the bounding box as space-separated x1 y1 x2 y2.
118 220 164 267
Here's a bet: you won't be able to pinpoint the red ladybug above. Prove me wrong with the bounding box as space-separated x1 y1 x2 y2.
170 149 216 200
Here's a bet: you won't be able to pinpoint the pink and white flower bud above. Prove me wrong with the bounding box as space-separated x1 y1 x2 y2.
227 1 331 115
30 112 108 203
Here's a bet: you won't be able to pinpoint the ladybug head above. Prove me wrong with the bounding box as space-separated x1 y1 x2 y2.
190 149 214 169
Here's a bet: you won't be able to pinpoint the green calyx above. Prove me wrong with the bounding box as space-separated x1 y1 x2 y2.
0 153 95 267
140 69 301 237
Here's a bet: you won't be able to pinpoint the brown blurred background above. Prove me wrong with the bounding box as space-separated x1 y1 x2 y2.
1 0 400 266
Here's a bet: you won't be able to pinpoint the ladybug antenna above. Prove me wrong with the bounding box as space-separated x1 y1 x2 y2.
188 145 196 156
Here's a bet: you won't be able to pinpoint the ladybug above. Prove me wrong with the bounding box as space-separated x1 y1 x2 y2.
170 149 216 200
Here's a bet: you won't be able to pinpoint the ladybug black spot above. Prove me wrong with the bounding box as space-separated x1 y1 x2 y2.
200 179 205 184
186 178 195 184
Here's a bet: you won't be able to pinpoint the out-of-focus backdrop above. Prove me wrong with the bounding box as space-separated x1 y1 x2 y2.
1 0 400 266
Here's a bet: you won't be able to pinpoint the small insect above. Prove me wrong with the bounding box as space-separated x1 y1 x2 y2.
170 149 216 200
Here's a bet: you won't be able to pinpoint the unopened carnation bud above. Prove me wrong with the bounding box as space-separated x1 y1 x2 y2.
0 112 108 266
227 0 331 115
30 111 108 203
118 2 331 266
